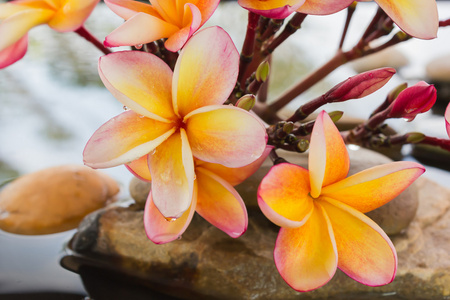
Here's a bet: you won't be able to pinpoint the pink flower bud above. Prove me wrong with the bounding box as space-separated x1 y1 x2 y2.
387 81 436 121
325 68 396 102
445 102 450 138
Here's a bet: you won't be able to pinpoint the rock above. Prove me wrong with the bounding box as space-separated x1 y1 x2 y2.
425 53 450 115
426 53 450 82
67 175 450 300
235 147 418 235
0 165 119 235
350 47 409 74
129 176 151 208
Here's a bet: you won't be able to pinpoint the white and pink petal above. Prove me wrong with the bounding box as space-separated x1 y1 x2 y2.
185 105 267 168
104 13 179 48
321 161 425 213
172 26 239 117
257 163 314 228
195 167 247 238
83 111 175 168
148 130 195 219
0 34 28 69
309 111 349 198
274 203 338 292
144 186 197 244
320 198 397 286
98 51 176 122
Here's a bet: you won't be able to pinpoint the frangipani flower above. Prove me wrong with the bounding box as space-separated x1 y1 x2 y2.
0 0 99 68
257 111 424 291
297 0 438 40
84 26 267 219
104 0 219 52
126 147 272 244
445 103 450 138
238 0 305 19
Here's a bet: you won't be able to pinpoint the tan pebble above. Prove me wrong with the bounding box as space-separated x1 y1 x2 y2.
350 47 409 73
0 165 119 235
426 53 450 82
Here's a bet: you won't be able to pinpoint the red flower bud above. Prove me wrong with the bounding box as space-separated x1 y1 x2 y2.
325 67 396 102
387 81 436 121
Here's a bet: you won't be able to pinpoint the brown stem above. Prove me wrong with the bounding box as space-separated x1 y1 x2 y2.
238 12 260 84
439 19 450 27
262 13 307 56
419 136 450 151
268 50 348 113
75 26 111 55
286 95 326 123
339 3 357 49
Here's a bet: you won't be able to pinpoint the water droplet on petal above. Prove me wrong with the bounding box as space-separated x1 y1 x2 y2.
139 115 145 118
165 217 177 222
177 235 182 240
135 44 143 49
159 171 171 183
123 106 128 111
348 144 360 151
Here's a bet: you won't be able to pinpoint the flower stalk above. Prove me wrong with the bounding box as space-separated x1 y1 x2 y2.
75 26 111 55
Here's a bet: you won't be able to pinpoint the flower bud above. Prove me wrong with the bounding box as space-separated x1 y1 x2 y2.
328 111 344 123
297 139 309 152
387 81 436 121
406 132 425 144
236 94 256 111
324 67 396 102
387 83 408 104
255 61 270 82
282 122 294 134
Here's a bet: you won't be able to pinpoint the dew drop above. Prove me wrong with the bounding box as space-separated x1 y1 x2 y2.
123 105 128 111
135 44 143 49
139 115 145 118
159 171 171 182
165 217 177 222
348 144 360 151
177 235 182 240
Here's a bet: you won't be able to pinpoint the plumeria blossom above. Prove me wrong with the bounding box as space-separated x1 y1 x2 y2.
297 0 438 40
126 147 272 244
104 0 219 52
238 0 305 19
84 26 267 219
445 103 450 138
257 111 425 291
0 0 99 68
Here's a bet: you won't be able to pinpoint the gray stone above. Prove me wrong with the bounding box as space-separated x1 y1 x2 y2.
426 53 450 82
68 174 450 300
350 47 409 74
129 176 151 208
0 165 119 235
